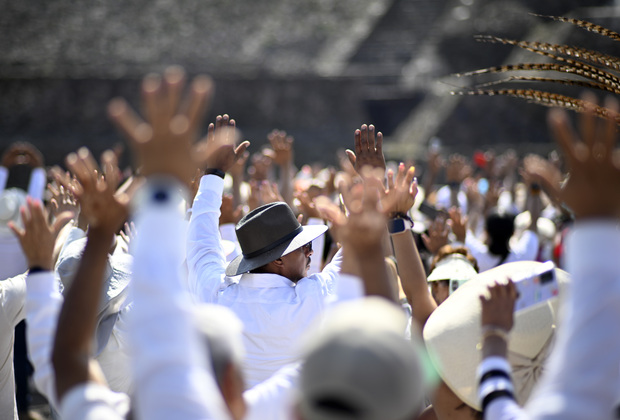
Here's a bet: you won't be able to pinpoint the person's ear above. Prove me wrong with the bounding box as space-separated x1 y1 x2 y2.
273 257 284 267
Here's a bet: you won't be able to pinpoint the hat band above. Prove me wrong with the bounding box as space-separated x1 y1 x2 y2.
243 225 304 259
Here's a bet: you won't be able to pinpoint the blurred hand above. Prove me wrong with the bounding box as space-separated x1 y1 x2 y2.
383 162 417 215
9 198 73 270
480 280 517 332
265 129 294 166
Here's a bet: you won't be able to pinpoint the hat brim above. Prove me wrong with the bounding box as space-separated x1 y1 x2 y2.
225 224 328 276
423 261 570 410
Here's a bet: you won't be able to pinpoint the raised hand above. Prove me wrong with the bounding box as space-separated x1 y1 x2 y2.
480 280 517 332
265 129 294 167
447 207 467 243
9 198 73 270
422 215 449 255
63 148 128 233
445 154 471 184
382 163 417 216
219 194 243 225
48 173 79 219
108 67 249 186
547 97 620 219
295 190 322 221
345 124 386 173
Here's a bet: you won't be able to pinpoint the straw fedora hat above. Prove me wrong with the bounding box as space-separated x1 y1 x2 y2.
423 261 570 411
225 202 327 276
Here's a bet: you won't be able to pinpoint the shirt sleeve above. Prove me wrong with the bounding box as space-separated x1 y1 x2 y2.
243 363 300 420
131 180 231 420
25 271 63 408
186 175 227 303
523 221 620 420
0 273 26 327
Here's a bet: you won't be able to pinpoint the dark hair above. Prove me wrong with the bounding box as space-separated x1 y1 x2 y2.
430 245 479 273
485 210 516 260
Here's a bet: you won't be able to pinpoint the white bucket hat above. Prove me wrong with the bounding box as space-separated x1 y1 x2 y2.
423 261 570 411
427 253 478 294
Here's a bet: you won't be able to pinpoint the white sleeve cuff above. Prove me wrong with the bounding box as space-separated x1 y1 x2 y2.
26 271 57 294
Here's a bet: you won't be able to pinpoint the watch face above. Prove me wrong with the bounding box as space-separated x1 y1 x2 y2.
388 218 406 233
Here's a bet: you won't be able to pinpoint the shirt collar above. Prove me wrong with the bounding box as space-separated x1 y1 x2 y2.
239 272 296 288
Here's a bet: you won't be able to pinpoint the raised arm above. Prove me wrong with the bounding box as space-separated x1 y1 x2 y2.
9 197 73 406
51 149 128 402
109 66 237 420
186 114 249 302
384 163 437 327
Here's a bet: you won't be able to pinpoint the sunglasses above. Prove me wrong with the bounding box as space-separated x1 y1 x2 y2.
301 241 313 254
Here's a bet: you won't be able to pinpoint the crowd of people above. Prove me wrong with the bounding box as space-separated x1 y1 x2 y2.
0 66 619 420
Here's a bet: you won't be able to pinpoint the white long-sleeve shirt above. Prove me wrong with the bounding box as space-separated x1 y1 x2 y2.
481 221 620 420
131 180 230 420
187 175 343 388
0 273 26 420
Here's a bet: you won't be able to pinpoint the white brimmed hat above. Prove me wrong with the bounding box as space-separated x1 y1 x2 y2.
427 253 478 286
423 261 569 411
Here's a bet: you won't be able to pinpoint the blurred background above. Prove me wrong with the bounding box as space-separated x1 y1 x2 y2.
0 0 618 168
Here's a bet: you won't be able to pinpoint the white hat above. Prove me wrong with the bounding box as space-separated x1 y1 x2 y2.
427 253 478 285
423 261 570 411
0 188 27 234
299 298 425 420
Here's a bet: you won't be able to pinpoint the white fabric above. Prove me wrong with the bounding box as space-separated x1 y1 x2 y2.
219 223 242 262
466 229 539 272
131 180 230 420
27 167 46 200
0 234 28 281
244 363 301 420
0 167 8 193
24 271 62 408
305 217 325 276
59 382 129 420
0 273 26 420
483 221 620 420
54 227 133 394
187 175 342 389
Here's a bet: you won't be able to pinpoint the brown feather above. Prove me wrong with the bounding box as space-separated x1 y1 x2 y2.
472 76 619 94
531 14 620 42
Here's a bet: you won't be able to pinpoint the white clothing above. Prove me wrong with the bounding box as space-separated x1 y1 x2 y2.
0 274 26 420
24 271 62 408
244 363 300 420
131 180 230 420
55 227 133 394
483 221 620 420
60 382 129 420
0 235 28 281
187 175 342 388
466 230 539 272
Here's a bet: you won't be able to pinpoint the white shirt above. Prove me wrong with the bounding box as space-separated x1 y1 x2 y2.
466 229 539 272
187 175 342 388
131 181 231 420
60 382 129 420
482 221 620 420
0 273 26 420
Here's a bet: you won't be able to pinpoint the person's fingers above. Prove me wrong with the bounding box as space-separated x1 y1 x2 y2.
7 220 25 239
52 211 75 237
345 150 357 169
548 108 580 168
163 66 186 119
386 169 395 190
354 130 362 157
141 73 163 130
368 124 375 150
360 124 369 152
579 93 598 151
376 131 383 154
404 165 415 186
234 141 251 159
185 76 213 134
101 150 120 191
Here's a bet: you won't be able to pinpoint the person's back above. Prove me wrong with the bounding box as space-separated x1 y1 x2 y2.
187 176 340 387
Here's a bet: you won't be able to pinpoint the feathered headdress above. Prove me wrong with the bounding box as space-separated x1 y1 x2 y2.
452 14 620 124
